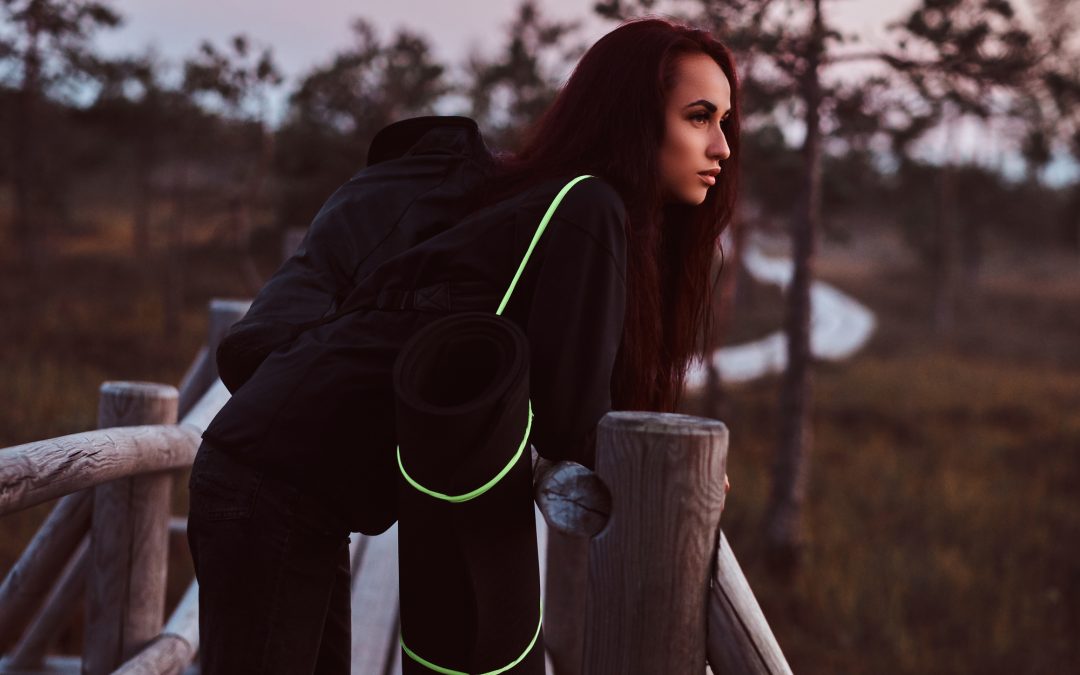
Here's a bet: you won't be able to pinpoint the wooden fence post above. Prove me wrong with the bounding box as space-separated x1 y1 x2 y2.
82 382 178 675
582 412 728 675
178 299 249 416
538 452 609 675
544 530 589 675
207 299 250 379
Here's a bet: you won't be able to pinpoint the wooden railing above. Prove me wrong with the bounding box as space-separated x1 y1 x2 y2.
0 298 792 675
0 300 245 675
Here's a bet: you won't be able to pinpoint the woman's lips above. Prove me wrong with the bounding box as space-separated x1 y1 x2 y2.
698 173 716 186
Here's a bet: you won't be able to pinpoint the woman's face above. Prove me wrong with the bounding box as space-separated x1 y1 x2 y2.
658 53 733 206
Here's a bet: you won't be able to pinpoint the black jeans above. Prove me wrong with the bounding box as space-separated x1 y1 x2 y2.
187 440 353 675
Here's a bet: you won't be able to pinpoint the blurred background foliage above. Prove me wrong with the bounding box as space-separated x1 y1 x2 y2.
0 0 1078 673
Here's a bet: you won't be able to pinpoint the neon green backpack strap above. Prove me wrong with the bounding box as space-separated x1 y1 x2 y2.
495 174 594 316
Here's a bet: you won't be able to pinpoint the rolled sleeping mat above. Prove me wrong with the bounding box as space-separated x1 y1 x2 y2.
393 311 544 674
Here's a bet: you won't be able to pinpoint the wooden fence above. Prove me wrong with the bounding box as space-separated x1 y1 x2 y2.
0 298 792 675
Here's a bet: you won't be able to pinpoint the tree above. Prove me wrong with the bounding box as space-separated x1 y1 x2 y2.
1021 0 1080 252
89 48 172 257
183 34 283 266
275 18 449 230
0 0 122 268
460 0 585 152
877 0 1042 331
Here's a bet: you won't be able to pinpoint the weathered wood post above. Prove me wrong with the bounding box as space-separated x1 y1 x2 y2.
82 382 178 675
207 299 250 370
542 468 606 675
178 299 249 416
582 411 728 674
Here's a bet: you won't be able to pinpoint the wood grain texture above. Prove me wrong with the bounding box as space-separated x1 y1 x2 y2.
0 654 81 673
386 634 403 675
162 579 200 648
535 504 548 602
112 579 200 675
582 412 728 675
178 379 230 434
0 425 199 516
707 531 793 675
350 524 400 675
83 382 176 675
0 491 91 646
534 504 558 675
97 382 178 428
544 528 588 675
110 635 190 675
536 462 611 538
206 299 250 391
176 347 210 420
177 299 248 418
6 536 89 668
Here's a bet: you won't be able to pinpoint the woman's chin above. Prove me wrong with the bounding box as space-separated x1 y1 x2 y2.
662 185 709 206
686 187 708 205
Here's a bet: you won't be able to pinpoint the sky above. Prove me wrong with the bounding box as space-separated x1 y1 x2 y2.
88 0 1074 184
88 0 926 130
93 0 917 105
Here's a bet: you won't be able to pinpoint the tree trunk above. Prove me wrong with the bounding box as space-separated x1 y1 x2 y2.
132 96 157 258
933 106 962 334
234 124 274 293
162 162 187 337
13 28 43 271
713 213 746 352
764 0 824 577
704 214 746 420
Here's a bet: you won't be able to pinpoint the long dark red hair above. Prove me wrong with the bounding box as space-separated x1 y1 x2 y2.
478 17 741 412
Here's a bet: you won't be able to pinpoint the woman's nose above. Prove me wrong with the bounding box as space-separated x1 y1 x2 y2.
709 127 731 162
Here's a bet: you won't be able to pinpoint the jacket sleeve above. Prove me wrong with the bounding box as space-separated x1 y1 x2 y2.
524 179 627 469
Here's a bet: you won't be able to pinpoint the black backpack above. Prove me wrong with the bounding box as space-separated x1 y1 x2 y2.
216 116 496 393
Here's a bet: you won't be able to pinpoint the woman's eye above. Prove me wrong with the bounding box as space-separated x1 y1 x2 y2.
691 113 710 124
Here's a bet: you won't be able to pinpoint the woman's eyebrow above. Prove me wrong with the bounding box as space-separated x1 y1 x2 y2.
684 99 717 113
683 99 731 116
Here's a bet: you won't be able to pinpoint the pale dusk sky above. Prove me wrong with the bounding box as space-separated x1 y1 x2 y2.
89 0 1069 182
94 0 918 95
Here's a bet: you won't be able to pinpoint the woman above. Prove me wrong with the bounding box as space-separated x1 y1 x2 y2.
187 15 739 675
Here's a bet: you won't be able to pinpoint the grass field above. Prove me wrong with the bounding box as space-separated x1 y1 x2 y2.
704 231 1080 674
1 216 1077 673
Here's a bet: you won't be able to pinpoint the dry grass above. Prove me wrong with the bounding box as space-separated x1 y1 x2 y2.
698 229 1080 674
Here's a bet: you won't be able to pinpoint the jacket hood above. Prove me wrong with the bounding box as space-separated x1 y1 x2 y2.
366 116 493 168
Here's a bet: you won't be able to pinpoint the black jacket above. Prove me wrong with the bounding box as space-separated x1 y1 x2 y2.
215 116 496 378
203 116 628 534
